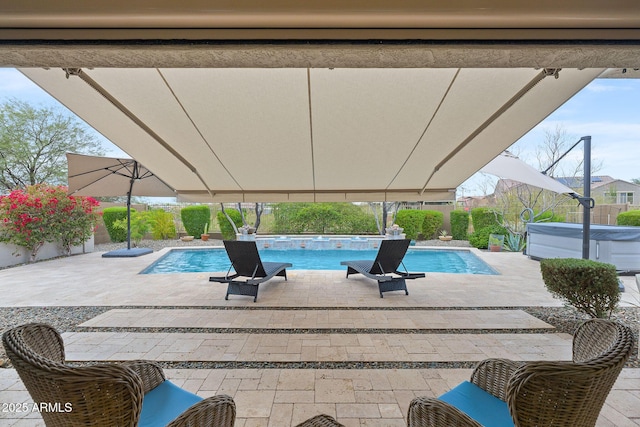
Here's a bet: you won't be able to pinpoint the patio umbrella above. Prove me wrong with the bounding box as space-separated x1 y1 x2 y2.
66 153 176 257
480 151 578 196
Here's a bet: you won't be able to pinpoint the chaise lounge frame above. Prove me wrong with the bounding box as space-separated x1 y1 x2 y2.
209 240 292 302
340 239 425 297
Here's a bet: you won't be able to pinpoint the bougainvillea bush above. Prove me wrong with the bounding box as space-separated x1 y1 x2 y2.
0 184 100 261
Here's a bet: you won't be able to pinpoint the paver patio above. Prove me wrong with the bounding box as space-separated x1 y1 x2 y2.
0 246 638 426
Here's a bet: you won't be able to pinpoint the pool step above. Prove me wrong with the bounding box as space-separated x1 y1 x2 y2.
79 308 553 330
61 330 572 364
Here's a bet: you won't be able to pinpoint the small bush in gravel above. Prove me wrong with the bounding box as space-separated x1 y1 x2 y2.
102 206 132 243
450 210 470 240
181 205 211 237
421 210 444 239
540 258 620 319
216 208 243 240
617 210 640 226
395 210 426 240
470 207 502 231
468 225 508 249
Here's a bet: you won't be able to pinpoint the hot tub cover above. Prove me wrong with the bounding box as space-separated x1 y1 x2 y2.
526 223 640 242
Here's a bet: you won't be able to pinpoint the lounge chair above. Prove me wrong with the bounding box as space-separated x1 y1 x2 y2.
340 239 425 297
210 240 292 302
407 318 635 427
2 323 236 427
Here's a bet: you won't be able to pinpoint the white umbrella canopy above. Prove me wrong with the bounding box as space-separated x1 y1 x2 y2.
67 153 176 257
480 152 578 196
67 153 177 198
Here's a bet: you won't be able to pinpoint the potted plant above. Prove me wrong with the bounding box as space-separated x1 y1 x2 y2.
201 223 210 241
438 229 453 241
488 233 505 252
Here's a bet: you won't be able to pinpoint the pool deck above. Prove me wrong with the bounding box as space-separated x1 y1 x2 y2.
1 245 639 426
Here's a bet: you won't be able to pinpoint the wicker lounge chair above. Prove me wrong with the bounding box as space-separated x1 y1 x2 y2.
407 318 635 427
340 239 425 297
209 240 293 302
295 414 345 426
2 323 236 427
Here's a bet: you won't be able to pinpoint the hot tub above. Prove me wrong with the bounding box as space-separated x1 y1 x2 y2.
526 222 640 273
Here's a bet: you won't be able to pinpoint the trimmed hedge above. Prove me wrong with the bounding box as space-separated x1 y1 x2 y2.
395 210 426 240
470 207 502 231
468 224 508 249
421 210 444 239
617 210 640 226
540 258 620 318
102 206 134 243
272 202 376 234
450 210 470 240
181 205 211 237
216 209 244 240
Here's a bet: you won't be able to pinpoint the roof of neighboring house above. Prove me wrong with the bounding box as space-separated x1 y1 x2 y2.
554 175 615 188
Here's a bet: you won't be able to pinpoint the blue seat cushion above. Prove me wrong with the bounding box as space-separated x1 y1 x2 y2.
439 381 514 427
139 380 203 427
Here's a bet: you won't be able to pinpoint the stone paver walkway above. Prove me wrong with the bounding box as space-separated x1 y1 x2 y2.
1 246 638 426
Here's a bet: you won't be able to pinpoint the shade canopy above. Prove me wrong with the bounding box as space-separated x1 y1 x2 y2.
25 67 603 202
66 153 176 198
480 152 577 196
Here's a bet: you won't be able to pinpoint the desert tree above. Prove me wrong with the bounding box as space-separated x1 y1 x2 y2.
0 99 104 191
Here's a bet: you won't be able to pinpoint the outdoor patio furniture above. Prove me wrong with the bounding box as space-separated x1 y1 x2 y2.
407 318 635 427
340 239 425 297
209 240 293 302
2 323 236 427
295 414 345 426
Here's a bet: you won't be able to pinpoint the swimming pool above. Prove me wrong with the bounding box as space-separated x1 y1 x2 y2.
141 248 499 275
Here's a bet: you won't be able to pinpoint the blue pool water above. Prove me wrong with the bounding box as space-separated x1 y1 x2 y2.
141 248 498 275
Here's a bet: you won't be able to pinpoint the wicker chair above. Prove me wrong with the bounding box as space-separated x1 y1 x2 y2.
295 414 345 426
407 319 634 427
2 323 236 427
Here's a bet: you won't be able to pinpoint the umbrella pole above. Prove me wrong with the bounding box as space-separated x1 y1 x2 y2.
126 162 138 251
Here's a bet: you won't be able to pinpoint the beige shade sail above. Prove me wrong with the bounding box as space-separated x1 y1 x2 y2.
480 152 578 196
26 67 604 202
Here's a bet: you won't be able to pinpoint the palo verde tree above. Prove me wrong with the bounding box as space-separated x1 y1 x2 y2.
0 99 104 191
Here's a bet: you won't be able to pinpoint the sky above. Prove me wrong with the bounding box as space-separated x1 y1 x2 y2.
1 68 639 197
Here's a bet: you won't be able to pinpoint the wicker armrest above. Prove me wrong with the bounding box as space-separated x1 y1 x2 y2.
470 358 524 400
295 414 345 426
407 396 483 427
121 360 166 393
167 394 236 427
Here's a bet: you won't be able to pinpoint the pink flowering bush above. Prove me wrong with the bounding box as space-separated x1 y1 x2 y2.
0 184 100 261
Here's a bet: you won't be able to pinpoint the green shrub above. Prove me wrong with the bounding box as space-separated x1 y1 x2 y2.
395 210 427 240
421 210 444 239
216 209 244 240
470 207 502 231
535 210 565 223
540 258 620 318
181 205 211 237
450 210 470 240
148 209 176 240
102 206 134 243
617 210 640 226
468 225 508 249
113 211 150 246
271 202 377 234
